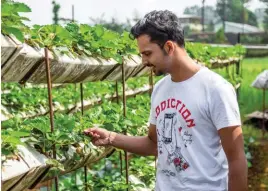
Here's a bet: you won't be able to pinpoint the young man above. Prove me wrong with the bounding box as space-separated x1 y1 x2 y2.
84 10 247 191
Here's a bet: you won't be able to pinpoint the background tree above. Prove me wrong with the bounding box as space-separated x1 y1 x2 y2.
183 5 218 32
52 1 60 24
89 11 141 34
260 0 268 30
184 5 218 25
184 5 200 15
89 14 132 33
216 0 258 26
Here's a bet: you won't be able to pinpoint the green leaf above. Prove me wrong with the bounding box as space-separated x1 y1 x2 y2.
2 135 22 145
94 25 104 37
114 55 122 64
1 3 12 15
20 16 30 21
102 31 118 40
121 31 131 41
45 133 54 141
2 147 13 156
249 137 255 143
123 119 133 127
102 50 113 58
13 2 31 12
3 27 24 42
9 130 30 137
80 24 91 35
46 159 65 171
84 49 92 56
77 44 84 51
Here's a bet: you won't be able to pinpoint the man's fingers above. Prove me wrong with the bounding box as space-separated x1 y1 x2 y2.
94 133 100 138
95 139 106 146
84 127 97 133
83 127 109 146
92 139 101 146
84 128 100 138
91 137 107 146
91 137 98 143
87 132 100 138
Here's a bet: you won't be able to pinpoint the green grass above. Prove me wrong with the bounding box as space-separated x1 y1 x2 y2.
239 57 268 121
243 124 268 140
239 57 268 140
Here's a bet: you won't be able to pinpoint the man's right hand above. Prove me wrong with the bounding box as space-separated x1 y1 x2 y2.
83 127 117 146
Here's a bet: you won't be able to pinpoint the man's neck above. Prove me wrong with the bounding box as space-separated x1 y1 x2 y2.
170 55 201 82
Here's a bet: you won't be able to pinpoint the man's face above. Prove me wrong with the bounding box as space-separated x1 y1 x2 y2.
137 34 172 76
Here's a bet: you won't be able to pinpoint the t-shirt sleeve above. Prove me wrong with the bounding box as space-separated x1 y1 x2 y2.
149 90 156 125
209 81 241 130
149 104 156 125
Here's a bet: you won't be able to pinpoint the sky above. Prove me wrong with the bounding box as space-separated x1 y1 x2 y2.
16 0 266 26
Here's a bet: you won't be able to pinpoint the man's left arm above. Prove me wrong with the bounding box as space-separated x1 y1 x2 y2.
218 125 248 191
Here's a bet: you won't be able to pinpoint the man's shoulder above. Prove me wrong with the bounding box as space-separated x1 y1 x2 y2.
200 68 232 89
199 68 236 101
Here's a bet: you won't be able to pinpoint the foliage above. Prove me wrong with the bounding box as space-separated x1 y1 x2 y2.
1 0 245 66
1 127 30 160
1 93 151 159
186 43 245 63
1 76 150 116
216 0 258 27
238 57 268 119
23 23 137 63
56 154 155 191
1 1 138 63
1 1 258 190
52 1 60 24
215 28 227 43
183 5 219 25
1 0 31 41
241 35 262 44
260 0 268 31
90 15 132 34
207 21 215 32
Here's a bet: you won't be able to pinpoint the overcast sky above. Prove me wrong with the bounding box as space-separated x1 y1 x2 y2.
16 0 266 25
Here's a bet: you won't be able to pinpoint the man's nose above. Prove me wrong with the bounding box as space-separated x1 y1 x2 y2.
142 57 148 66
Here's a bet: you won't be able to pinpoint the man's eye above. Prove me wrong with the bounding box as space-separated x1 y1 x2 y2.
145 52 151 56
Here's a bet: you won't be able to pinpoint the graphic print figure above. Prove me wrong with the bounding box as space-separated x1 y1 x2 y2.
160 113 190 173
163 113 175 144
182 131 193 148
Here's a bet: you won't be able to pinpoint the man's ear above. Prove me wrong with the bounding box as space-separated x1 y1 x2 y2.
164 41 174 55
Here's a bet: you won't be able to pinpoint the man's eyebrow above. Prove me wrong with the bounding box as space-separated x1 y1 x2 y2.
141 50 151 55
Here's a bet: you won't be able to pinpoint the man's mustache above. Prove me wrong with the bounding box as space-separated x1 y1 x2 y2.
144 63 154 67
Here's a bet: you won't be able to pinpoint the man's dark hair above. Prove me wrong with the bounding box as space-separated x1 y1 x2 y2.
130 10 185 48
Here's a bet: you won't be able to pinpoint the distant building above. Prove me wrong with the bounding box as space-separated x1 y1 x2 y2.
214 21 263 33
178 14 201 24
178 14 202 32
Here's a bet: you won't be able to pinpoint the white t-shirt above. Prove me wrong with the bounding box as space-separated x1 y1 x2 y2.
149 67 241 191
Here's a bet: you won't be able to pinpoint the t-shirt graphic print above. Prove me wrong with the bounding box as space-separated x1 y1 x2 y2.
150 67 241 191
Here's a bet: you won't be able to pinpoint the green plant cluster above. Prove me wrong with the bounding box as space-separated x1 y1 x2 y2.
1 0 245 66
1 76 151 116
1 93 151 161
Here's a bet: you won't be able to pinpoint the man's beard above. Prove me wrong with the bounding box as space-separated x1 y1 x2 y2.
146 63 165 76
154 69 165 76
154 57 172 76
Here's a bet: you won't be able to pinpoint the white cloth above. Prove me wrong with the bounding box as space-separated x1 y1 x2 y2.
251 70 268 89
149 67 241 191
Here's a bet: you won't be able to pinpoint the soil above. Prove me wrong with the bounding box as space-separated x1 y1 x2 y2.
248 139 268 191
